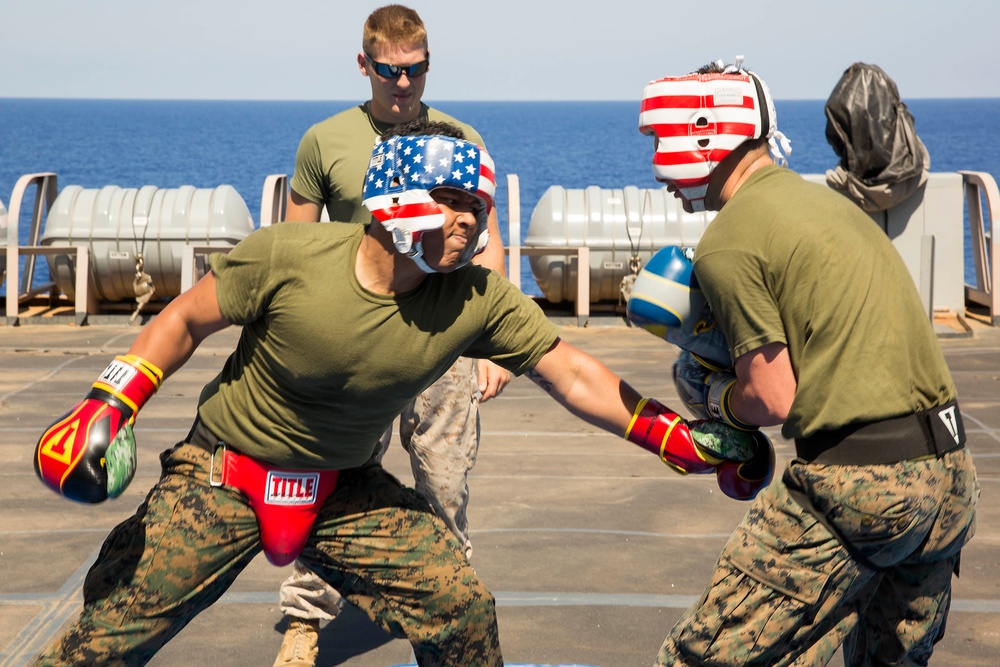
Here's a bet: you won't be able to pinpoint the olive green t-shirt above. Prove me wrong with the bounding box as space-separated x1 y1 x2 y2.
290 103 486 224
197 223 559 469
694 165 956 440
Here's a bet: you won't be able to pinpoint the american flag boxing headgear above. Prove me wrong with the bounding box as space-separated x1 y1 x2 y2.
362 134 496 273
639 56 791 211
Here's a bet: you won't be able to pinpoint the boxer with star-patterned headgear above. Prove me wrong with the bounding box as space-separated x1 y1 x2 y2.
362 134 496 273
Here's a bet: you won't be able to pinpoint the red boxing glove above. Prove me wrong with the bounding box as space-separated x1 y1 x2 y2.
715 430 775 501
35 355 163 503
624 398 721 475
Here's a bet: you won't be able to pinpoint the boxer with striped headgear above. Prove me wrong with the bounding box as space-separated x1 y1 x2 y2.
639 55 790 213
639 58 977 667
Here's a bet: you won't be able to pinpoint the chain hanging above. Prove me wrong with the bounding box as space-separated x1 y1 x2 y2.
129 193 156 325
129 253 156 324
619 254 642 305
619 189 651 306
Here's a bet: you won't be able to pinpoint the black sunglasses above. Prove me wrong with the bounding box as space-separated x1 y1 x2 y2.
364 53 429 79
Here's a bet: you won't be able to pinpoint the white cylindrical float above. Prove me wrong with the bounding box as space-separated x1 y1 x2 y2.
41 184 255 302
525 185 715 303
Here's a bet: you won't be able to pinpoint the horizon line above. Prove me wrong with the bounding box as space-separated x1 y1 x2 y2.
3 96 999 103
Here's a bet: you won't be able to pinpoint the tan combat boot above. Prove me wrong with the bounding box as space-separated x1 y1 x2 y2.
272 618 320 667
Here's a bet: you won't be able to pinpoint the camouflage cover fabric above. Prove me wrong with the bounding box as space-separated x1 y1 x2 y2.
33 438 501 667
103 422 136 499
689 420 758 462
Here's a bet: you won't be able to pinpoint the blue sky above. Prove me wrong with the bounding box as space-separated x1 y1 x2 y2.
2 0 997 101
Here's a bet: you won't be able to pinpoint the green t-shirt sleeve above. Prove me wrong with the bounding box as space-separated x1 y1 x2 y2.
695 249 787 360
209 229 281 325
427 108 485 147
289 126 326 204
464 275 560 374
462 125 485 147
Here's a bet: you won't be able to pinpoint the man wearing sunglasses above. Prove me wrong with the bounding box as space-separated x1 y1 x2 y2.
274 5 510 666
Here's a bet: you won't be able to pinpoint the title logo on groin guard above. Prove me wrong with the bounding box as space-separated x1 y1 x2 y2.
265 471 320 505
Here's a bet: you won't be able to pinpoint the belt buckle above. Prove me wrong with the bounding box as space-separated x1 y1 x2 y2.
209 441 227 487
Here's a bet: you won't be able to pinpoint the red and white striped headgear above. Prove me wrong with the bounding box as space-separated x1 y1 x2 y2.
639 56 790 211
362 134 496 273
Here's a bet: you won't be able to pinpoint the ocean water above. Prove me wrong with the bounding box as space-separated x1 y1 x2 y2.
2 98 998 296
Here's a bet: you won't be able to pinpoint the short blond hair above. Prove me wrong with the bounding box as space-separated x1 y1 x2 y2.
363 5 428 55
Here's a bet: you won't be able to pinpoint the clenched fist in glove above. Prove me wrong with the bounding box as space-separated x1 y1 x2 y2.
35 354 163 503
625 397 774 500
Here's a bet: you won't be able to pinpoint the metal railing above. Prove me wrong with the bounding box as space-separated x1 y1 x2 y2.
511 171 1000 329
4 171 997 329
960 171 999 325
179 175 288 292
4 173 92 325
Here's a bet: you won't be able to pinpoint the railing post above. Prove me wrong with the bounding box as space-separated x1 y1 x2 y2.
7 173 58 302
260 174 288 228
182 245 235 293
959 170 999 324
576 246 590 327
75 246 90 326
507 174 522 292
6 244 19 325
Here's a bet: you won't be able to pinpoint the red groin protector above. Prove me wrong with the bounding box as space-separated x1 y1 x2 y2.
219 449 339 566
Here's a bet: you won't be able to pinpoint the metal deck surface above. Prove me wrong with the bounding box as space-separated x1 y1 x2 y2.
1 319 998 667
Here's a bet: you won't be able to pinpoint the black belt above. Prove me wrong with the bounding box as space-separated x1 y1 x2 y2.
185 417 226 454
794 400 965 465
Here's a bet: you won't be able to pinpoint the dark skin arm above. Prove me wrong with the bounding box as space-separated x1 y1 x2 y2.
126 273 231 378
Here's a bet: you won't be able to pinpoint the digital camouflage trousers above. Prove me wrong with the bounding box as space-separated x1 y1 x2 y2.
280 356 481 621
33 437 500 667
657 448 978 667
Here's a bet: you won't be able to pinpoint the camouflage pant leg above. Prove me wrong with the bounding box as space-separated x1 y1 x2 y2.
400 356 480 560
298 464 501 667
278 358 480 620
367 418 396 464
842 448 979 667
33 442 262 667
656 448 978 667
840 555 957 667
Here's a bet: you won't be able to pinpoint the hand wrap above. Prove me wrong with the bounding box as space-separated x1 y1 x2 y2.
704 371 758 431
673 350 757 430
35 355 163 503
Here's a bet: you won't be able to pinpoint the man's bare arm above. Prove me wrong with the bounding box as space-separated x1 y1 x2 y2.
527 338 641 434
472 207 512 398
730 342 796 426
285 188 323 223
